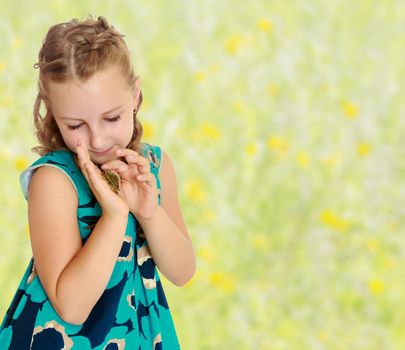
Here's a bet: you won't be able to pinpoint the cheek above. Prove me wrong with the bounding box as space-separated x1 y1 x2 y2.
120 116 135 141
58 128 83 151
63 136 80 151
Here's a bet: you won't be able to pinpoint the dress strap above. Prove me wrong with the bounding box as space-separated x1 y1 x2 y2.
140 142 163 196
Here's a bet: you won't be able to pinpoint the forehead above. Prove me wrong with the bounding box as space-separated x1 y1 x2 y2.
49 66 133 119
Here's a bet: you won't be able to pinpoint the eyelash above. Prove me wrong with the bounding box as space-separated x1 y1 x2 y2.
68 115 121 130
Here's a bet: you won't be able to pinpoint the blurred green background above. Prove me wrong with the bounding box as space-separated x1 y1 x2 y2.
0 0 404 349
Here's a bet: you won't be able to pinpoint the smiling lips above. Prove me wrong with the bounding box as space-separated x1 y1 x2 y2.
92 146 113 156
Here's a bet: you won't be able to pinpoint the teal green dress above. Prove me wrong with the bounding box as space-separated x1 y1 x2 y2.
0 143 180 349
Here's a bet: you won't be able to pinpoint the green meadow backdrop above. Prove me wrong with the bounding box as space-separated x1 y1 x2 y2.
0 1 404 349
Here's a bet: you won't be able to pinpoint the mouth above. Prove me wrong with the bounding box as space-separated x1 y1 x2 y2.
92 146 113 156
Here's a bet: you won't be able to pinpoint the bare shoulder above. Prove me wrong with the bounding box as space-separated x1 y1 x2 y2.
158 150 191 242
29 165 78 200
28 166 79 219
28 165 82 303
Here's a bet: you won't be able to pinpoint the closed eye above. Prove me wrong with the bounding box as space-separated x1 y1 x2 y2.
67 123 83 130
67 115 121 130
107 115 121 123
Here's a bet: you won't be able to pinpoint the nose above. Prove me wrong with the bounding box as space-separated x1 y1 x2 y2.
88 127 107 151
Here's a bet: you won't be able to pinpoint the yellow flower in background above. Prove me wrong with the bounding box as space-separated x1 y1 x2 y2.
257 18 273 32
319 209 350 232
341 100 359 118
225 34 243 55
252 233 268 250
208 63 220 73
369 278 384 295
318 331 328 342
383 257 397 270
201 122 221 140
267 136 289 154
141 100 151 111
366 238 379 252
245 142 258 156
183 278 194 288
220 276 236 294
0 62 5 74
267 84 279 97
277 319 295 337
209 271 236 294
296 150 309 168
0 95 12 108
320 152 341 167
14 156 29 171
194 70 206 82
185 180 206 203
12 36 23 49
188 130 200 143
202 208 216 222
209 271 222 285
142 121 155 140
357 142 371 156
198 246 215 262
233 100 247 113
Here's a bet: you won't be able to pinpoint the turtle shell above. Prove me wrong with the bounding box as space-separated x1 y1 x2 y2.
101 169 120 194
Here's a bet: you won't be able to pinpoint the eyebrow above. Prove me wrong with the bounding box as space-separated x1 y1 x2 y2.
59 104 124 121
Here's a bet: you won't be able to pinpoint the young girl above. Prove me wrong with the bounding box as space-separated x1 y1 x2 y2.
0 15 195 349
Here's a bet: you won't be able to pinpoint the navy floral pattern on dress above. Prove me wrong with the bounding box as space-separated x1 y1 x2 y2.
0 143 180 349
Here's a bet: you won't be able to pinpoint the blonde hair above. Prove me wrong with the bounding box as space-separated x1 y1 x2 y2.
32 15 143 155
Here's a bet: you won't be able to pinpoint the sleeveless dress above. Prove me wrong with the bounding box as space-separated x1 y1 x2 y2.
0 143 180 350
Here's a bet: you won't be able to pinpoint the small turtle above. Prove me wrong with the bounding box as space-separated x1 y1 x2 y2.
101 169 120 194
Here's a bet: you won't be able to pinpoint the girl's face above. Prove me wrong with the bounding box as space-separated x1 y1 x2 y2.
50 65 140 165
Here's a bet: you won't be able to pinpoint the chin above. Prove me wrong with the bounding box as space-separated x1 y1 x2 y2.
93 155 113 165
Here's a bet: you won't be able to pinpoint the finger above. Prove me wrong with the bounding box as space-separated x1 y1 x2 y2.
86 161 119 196
76 146 89 177
115 148 139 158
80 141 95 164
83 162 100 195
125 154 151 173
76 141 92 171
136 172 156 185
114 148 151 172
84 162 95 183
100 160 129 173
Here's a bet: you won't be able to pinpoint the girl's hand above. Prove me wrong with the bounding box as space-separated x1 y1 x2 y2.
75 140 129 218
100 148 158 220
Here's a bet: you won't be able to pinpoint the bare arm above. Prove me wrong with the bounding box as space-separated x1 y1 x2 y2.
28 165 129 325
137 150 196 286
